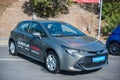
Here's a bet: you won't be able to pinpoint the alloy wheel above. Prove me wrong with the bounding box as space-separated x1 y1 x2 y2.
109 42 120 55
46 54 57 71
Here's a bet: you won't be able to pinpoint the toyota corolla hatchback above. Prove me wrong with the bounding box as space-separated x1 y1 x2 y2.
9 20 108 73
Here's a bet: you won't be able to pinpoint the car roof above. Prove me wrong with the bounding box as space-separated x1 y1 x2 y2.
20 20 65 24
112 25 120 34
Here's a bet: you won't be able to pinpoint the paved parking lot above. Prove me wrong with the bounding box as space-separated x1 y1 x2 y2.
0 45 120 80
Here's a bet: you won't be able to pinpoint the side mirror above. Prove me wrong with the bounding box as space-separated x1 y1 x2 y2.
32 32 41 39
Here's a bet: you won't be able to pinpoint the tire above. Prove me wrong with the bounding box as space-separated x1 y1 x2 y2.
45 51 60 73
108 42 120 55
9 41 17 56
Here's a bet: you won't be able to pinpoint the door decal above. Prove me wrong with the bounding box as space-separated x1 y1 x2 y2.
17 41 29 48
30 46 40 51
30 45 40 54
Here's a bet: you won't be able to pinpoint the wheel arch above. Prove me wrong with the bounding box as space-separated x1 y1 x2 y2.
9 38 18 51
107 39 120 49
9 38 15 46
45 48 61 68
45 48 60 61
108 40 120 47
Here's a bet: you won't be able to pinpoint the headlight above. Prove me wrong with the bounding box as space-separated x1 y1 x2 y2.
62 46 84 57
65 48 79 56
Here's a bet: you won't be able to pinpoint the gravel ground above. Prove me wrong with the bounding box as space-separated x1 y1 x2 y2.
0 0 18 16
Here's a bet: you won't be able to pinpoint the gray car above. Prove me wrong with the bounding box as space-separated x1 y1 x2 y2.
9 20 108 73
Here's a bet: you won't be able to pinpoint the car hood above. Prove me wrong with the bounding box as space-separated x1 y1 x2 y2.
54 36 105 51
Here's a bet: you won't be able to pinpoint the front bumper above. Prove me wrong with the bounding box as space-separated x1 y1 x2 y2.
61 53 108 71
74 54 108 71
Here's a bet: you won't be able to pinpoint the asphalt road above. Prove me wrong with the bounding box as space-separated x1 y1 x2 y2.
0 45 120 80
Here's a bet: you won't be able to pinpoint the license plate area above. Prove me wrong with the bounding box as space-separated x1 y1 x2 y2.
92 56 105 63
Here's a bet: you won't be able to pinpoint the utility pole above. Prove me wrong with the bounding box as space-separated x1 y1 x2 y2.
30 0 37 20
32 12 37 20
97 0 103 40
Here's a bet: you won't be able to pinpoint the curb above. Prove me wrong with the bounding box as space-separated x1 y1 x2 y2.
0 37 9 46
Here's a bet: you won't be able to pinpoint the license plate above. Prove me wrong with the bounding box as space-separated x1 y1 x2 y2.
92 56 105 62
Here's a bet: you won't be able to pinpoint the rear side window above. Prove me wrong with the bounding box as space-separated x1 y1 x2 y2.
17 22 30 33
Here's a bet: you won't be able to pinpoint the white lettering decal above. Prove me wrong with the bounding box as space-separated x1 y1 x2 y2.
31 50 39 54
17 41 29 48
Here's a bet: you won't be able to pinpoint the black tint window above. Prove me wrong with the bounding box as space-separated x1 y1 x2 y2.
30 22 46 36
17 22 29 32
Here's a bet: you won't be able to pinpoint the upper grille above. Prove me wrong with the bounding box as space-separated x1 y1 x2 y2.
88 50 104 55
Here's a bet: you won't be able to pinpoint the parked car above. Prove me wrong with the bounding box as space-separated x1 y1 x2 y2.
9 20 108 73
106 25 120 55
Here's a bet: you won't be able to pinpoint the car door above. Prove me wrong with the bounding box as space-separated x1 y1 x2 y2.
24 22 47 61
16 21 30 54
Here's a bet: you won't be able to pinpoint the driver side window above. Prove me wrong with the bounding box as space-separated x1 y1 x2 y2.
29 22 47 37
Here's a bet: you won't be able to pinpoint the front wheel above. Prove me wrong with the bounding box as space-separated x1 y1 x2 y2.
9 41 17 56
108 42 120 55
45 51 60 73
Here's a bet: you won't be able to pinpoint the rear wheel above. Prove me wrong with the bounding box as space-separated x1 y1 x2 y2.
108 42 120 55
45 51 60 73
9 41 17 56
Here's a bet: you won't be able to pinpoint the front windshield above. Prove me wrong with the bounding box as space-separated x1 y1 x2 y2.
42 22 85 37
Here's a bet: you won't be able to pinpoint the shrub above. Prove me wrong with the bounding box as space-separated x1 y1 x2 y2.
30 0 73 18
101 1 120 36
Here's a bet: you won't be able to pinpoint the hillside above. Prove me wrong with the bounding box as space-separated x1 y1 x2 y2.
0 0 18 16
0 0 99 38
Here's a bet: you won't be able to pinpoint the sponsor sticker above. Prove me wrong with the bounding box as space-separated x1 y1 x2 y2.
30 46 40 51
17 41 29 48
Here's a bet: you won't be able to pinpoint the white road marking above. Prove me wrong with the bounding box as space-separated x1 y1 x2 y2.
0 58 25 61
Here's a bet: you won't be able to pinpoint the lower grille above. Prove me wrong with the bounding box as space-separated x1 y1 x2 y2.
81 61 106 68
78 54 108 68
